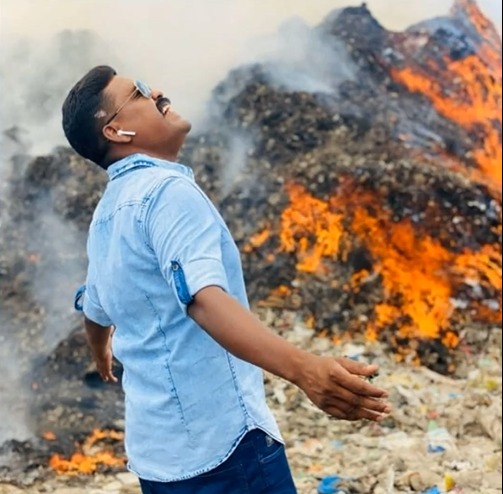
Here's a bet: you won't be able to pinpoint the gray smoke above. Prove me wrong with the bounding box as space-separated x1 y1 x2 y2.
252 16 358 94
0 313 32 442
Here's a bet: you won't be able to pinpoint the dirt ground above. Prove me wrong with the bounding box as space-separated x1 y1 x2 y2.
0 309 501 494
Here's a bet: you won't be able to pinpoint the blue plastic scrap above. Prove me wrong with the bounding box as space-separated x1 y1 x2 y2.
422 487 442 494
428 444 447 453
317 475 350 494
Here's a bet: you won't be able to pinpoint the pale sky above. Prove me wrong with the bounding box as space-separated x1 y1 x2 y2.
1 0 501 37
0 0 501 153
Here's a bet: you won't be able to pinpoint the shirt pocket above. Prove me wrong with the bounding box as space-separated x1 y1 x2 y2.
171 260 194 306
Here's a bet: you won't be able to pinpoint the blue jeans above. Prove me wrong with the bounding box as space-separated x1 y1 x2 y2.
139 429 297 494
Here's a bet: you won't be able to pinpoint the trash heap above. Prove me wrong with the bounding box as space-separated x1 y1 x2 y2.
180 0 502 373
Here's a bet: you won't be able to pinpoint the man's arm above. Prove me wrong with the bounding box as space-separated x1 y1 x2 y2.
84 316 118 383
188 286 391 422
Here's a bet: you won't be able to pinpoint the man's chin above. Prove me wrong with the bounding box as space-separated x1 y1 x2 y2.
182 115 191 127
169 113 191 134
181 119 192 134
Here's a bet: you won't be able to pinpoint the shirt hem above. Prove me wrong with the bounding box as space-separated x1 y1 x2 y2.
127 425 283 482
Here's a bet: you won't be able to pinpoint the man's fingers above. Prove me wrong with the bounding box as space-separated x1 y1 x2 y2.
337 357 379 377
95 349 118 384
99 368 118 383
331 367 389 398
104 373 118 383
324 399 390 422
326 392 392 415
319 379 392 415
101 374 118 383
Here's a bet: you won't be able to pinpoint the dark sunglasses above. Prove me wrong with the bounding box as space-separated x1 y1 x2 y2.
104 80 152 126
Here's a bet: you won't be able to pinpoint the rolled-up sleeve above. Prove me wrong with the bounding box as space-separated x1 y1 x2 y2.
145 177 229 309
83 275 113 327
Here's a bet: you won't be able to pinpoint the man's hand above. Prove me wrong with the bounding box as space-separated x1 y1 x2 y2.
92 346 118 383
295 355 390 421
84 316 118 383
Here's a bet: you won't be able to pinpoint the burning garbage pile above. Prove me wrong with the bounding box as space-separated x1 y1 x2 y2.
181 0 502 373
48 429 125 475
0 0 501 485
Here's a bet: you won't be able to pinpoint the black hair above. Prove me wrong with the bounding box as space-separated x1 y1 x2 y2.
62 65 116 168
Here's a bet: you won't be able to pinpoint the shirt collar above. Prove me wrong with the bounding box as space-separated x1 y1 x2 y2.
107 153 195 181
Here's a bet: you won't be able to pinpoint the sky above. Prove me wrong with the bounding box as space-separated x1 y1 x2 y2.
0 0 501 152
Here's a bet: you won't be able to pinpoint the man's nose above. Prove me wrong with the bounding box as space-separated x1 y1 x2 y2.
151 89 163 100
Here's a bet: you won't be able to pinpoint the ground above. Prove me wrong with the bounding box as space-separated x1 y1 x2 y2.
0 310 501 494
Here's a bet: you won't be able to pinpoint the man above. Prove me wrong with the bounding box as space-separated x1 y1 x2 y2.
62 65 391 494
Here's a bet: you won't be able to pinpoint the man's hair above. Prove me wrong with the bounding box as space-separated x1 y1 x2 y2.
62 65 117 168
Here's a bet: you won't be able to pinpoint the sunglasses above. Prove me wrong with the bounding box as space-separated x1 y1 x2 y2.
104 79 152 126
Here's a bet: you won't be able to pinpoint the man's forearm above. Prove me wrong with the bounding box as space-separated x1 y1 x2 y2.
84 316 113 356
188 286 391 423
188 286 312 385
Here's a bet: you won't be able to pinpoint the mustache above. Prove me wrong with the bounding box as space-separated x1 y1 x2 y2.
156 97 171 114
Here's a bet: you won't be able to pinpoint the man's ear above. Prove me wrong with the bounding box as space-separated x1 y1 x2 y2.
103 124 133 143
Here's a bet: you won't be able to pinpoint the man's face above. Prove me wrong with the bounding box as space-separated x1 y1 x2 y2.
102 75 191 155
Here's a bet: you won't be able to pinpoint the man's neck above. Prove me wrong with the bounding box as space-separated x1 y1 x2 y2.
105 147 180 168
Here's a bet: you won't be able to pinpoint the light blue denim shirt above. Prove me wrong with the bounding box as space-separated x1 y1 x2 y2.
79 153 282 481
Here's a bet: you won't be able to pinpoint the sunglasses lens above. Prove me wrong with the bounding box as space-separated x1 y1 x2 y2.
136 80 152 98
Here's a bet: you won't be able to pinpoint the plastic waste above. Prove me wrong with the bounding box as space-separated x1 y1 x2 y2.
427 427 456 453
422 487 441 494
317 475 351 494
444 472 456 491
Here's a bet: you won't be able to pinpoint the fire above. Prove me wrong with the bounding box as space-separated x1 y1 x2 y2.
42 431 56 441
390 0 502 190
237 0 502 368
48 429 125 475
280 185 345 273
243 228 271 253
275 182 501 351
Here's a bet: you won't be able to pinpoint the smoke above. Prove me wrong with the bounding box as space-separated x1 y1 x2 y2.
250 16 358 94
0 313 32 443
28 210 88 349
220 131 256 197
0 0 501 446
0 30 122 157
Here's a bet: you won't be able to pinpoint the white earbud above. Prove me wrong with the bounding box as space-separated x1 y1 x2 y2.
117 130 136 136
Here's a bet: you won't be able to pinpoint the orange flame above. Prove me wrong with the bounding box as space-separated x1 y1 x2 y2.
280 184 345 273
42 431 56 441
276 182 501 347
391 0 502 189
243 228 271 253
49 429 125 475
241 0 501 365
